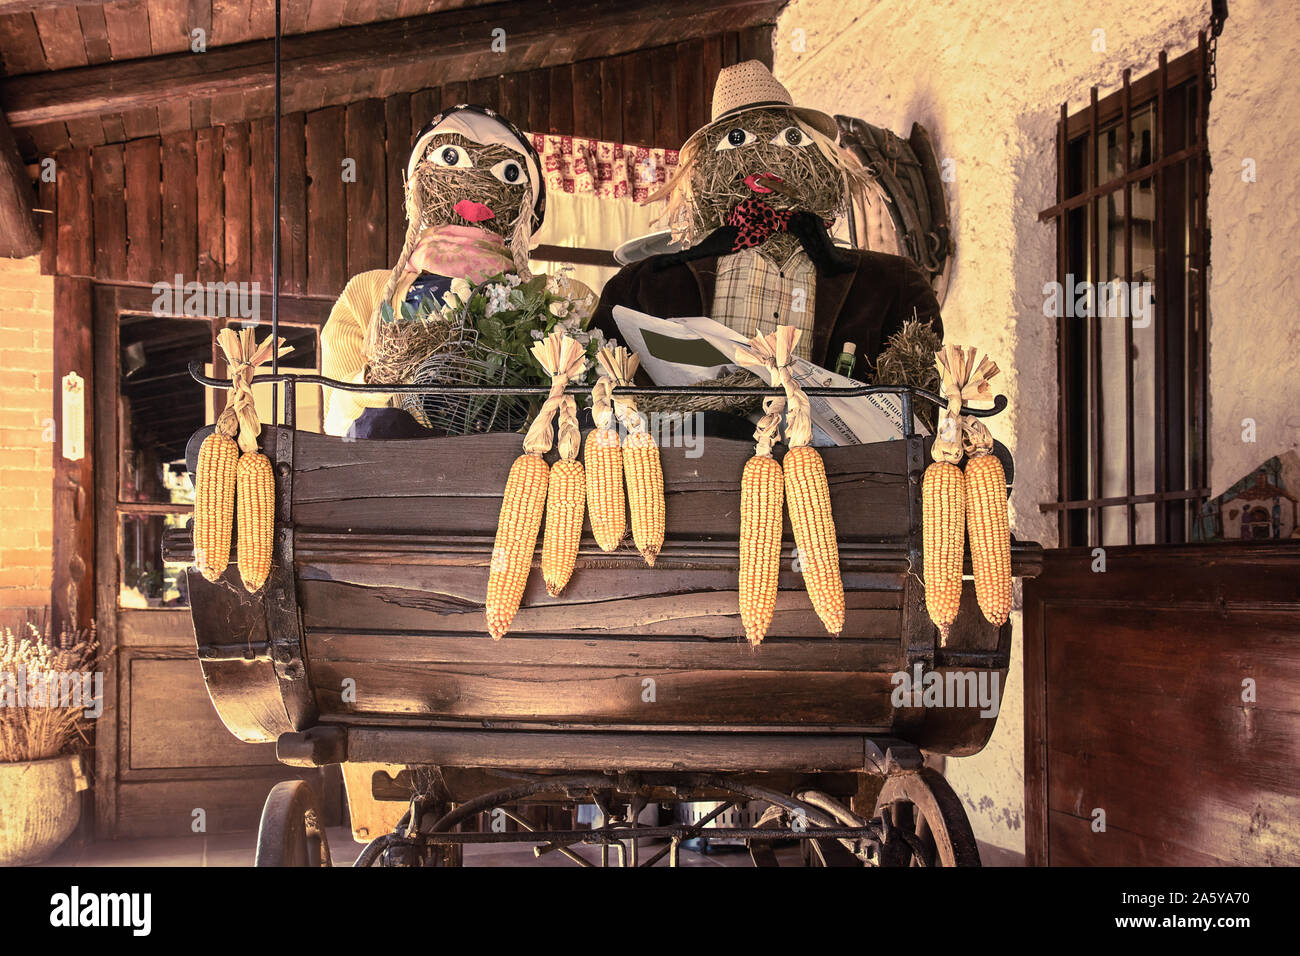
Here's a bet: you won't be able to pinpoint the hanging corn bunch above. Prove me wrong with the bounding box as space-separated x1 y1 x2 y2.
923 345 1001 642
542 387 586 596
733 333 787 645
963 411 1011 627
486 331 586 638
584 348 626 552
606 347 665 567
770 327 844 636
212 328 292 593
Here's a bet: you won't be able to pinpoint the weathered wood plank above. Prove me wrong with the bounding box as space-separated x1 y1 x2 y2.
306 105 348 296
195 125 224 280
345 727 874 773
221 121 252 280
160 129 198 279
290 432 911 541
383 94 410 267
546 63 572 137
249 117 273 287
127 657 282 770
54 146 92 276
50 276 94 634
91 142 126 279
297 573 903 640
621 50 654 147
344 97 387 276
599 56 622 144
124 138 162 281
309 631 899 669
311 660 898 725
279 111 308 294
675 38 707 144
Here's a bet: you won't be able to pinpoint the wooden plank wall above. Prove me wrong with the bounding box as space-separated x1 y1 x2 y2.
1023 543 1300 865
38 28 773 291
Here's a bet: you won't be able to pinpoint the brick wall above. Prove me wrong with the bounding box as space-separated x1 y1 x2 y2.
0 255 54 630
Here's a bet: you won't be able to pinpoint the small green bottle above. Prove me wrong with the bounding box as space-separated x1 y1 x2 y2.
834 341 857 379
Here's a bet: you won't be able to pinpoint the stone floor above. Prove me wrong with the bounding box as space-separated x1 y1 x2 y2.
37 831 1018 867
37 829 797 867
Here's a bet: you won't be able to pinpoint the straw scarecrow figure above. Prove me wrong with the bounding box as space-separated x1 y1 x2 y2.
321 104 591 438
591 61 943 373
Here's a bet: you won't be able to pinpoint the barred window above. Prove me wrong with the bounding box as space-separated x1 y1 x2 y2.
1038 38 1211 547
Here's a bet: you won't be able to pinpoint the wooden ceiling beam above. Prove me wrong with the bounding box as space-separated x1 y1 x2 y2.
0 109 40 256
1 0 783 129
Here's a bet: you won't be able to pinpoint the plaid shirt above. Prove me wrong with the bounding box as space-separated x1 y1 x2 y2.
709 247 817 359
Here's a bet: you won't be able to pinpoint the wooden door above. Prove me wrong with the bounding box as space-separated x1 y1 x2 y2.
90 283 339 839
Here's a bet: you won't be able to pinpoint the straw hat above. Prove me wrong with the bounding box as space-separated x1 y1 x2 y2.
682 60 838 154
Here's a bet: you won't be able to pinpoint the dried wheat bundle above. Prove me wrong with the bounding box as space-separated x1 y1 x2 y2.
366 312 460 387
870 315 944 430
636 367 766 417
0 620 98 763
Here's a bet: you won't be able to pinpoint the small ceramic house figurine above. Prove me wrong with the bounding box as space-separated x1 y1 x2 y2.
321 104 591 438
591 61 943 371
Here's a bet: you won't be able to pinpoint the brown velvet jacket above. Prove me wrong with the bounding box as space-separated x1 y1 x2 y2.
590 249 944 369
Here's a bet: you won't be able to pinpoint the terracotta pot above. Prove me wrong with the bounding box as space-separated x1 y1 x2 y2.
0 754 87 866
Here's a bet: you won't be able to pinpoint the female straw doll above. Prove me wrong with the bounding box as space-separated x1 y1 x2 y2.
319 104 592 439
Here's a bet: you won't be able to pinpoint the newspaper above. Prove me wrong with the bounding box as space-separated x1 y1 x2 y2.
610 306 928 445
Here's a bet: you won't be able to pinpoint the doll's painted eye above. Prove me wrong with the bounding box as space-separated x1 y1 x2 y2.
429 145 473 168
490 159 527 185
773 126 811 147
716 127 755 151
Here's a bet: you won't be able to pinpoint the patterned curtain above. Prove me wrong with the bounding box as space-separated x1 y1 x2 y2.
527 133 681 203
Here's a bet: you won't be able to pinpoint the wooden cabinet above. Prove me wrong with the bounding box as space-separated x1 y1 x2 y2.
1024 542 1300 865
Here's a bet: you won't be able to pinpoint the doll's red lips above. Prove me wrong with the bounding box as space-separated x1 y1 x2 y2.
745 173 784 193
454 200 496 222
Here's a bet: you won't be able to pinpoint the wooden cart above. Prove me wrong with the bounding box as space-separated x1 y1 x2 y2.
167 372 1041 867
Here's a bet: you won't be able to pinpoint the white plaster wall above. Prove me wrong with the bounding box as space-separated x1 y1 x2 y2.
772 0 1300 860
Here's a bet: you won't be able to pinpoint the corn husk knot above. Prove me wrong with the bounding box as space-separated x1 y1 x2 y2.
216 327 293 454
599 345 646 434
932 345 999 465
733 333 788 458
521 331 587 457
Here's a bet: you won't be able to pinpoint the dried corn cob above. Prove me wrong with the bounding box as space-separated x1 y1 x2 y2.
963 418 1011 626
487 452 550 638
784 445 844 635
236 450 275 591
739 451 784 645
922 460 965 638
193 412 239 582
753 327 844 636
542 395 585 596
486 332 587 638
585 353 625 552
606 347 665 567
733 335 788 645
624 431 665 566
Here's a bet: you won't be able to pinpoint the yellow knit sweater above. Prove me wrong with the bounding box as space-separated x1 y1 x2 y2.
320 269 596 436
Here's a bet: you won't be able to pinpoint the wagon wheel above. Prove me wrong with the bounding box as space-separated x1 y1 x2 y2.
873 768 980 867
255 780 332 867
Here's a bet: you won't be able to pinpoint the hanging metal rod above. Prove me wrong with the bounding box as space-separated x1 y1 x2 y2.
187 360 1008 418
